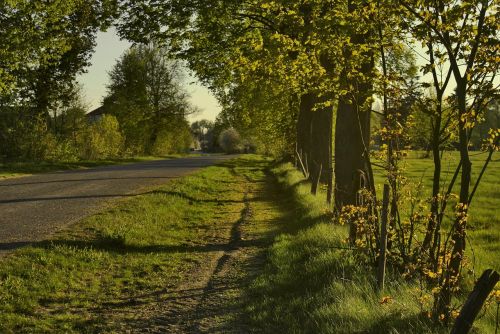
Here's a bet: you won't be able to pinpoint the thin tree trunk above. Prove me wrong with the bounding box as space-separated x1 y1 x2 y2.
437 80 472 321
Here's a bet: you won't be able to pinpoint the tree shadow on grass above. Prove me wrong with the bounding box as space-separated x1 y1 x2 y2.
29 236 270 256
105 160 326 333
147 189 245 205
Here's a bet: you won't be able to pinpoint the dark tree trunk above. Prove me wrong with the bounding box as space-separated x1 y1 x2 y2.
309 99 332 195
326 105 334 204
334 1 375 222
451 269 500 334
297 93 314 164
334 96 373 209
422 100 442 254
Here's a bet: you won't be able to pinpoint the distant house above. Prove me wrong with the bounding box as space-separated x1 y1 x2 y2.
86 106 105 122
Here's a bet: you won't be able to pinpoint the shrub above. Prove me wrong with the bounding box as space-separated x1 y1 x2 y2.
218 128 243 154
78 115 124 160
8 119 59 161
151 120 192 155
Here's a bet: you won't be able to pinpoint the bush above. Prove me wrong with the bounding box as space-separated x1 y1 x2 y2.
78 115 124 160
151 119 192 155
3 118 59 161
218 128 243 153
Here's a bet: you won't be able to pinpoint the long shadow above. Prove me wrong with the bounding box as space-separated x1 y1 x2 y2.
0 241 33 251
149 190 245 205
24 237 268 256
0 185 247 205
217 165 332 332
184 164 329 333
0 176 176 187
0 155 232 186
111 161 289 332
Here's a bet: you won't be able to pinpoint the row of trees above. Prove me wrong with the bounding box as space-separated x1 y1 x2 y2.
114 0 499 323
0 0 497 325
0 1 194 161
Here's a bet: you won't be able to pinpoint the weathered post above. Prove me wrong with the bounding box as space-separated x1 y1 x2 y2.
377 184 390 292
296 148 309 179
451 269 499 334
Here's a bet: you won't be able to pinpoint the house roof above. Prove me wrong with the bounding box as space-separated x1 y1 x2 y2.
86 106 105 117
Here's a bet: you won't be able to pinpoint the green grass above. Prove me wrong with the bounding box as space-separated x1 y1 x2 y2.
0 153 497 333
373 151 499 271
246 152 499 334
0 155 255 333
0 153 202 179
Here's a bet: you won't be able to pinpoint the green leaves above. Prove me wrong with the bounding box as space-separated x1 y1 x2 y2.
102 44 194 155
0 0 115 95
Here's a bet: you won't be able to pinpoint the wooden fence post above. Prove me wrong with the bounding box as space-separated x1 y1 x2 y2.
295 149 309 179
377 184 390 292
451 269 499 334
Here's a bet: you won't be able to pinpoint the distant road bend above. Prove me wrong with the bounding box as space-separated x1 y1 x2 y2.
0 155 232 252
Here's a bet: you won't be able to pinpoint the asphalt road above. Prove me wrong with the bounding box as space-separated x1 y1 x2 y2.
0 155 233 252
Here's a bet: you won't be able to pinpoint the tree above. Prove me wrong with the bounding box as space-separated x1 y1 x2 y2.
103 44 195 154
0 0 116 161
28 1 114 124
219 128 243 154
114 0 370 205
79 115 124 160
191 120 215 151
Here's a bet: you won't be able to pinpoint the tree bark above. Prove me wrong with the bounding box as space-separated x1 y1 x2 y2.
334 96 373 208
297 93 314 164
451 269 500 334
334 1 375 219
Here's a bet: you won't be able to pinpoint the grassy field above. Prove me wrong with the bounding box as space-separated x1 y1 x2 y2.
373 151 499 271
0 154 202 179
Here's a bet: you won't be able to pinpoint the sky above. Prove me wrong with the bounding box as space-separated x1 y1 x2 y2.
76 28 221 123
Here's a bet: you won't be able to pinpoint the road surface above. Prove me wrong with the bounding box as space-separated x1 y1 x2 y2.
0 155 233 251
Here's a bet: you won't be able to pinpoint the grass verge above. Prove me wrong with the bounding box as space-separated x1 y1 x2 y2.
0 153 203 179
0 153 496 333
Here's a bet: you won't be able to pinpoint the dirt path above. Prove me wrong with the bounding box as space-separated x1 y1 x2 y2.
117 168 283 333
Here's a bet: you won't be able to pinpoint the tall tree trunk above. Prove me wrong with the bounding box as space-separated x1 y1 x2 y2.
334 94 372 207
326 105 334 204
297 93 314 165
334 1 375 223
422 101 442 256
310 100 332 195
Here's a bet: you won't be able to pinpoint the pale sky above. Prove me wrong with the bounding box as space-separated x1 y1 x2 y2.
76 28 221 123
